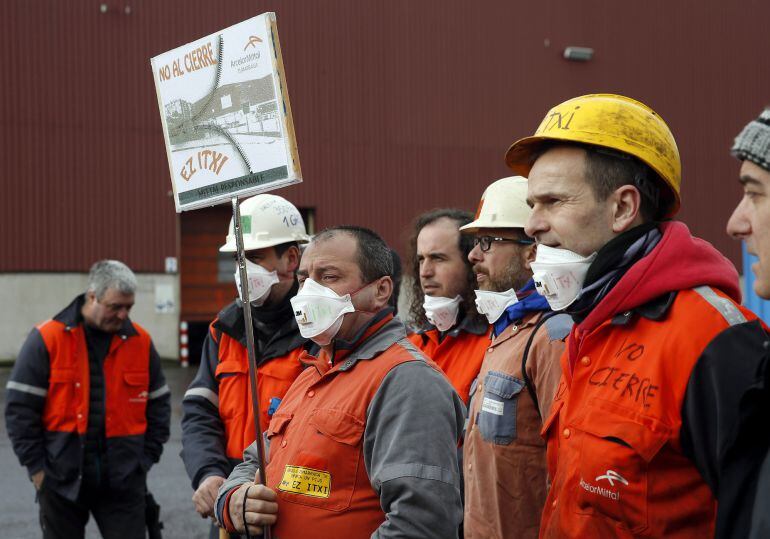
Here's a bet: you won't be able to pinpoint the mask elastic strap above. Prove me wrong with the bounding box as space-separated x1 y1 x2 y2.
349 279 385 315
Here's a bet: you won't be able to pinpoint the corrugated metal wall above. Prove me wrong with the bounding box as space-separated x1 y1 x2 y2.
2 0 768 274
1 1 178 272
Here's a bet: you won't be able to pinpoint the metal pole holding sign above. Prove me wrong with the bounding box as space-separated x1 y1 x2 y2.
151 12 302 213
151 13 299 538
232 196 272 539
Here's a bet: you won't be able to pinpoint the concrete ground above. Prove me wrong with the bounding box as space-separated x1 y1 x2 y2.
0 362 214 539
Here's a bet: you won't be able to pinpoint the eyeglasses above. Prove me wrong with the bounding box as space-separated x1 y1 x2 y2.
473 235 535 252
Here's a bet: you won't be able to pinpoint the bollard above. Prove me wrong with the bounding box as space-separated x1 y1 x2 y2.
180 320 190 368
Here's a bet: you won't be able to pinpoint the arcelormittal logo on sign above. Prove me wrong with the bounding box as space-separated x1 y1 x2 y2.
244 35 262 51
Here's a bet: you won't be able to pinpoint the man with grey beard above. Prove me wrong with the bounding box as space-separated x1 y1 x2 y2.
460 177 570 539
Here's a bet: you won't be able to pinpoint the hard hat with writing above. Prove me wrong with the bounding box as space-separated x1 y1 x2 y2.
504 94 682 217
459 176 531 234
220 194 310 252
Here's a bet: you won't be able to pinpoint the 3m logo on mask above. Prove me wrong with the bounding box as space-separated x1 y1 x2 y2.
580 470 628 501
534 272 578 297
294 302 336 325
532 275 553 296
530 245 597 311
290 279 356 345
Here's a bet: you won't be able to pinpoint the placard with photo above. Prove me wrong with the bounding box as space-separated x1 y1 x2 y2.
151 12 301 212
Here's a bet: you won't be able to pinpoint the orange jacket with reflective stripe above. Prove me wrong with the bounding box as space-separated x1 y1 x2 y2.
540 287 757 538
6 295 170 502
264 318 420 538
181 297 308 490
408 319 490 403
39 320 152 438
213 329 306 460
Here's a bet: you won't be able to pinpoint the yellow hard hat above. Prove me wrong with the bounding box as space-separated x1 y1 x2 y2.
459 176 531 233
505 94 682 217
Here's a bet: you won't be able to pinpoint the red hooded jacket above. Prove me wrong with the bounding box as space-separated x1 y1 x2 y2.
540 221 756 538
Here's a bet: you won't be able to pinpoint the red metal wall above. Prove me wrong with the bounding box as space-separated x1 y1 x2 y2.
179 206 232 321
2 0 768 273
1 1 179 272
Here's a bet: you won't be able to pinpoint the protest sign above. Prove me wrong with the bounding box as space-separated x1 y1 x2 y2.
151 12 301 212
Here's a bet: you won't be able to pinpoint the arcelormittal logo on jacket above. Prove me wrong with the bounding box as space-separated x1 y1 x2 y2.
579 470 629 501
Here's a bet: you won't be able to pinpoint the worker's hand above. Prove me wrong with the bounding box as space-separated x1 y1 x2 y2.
31 470 45 491
228 483 278 535
193 475 226 518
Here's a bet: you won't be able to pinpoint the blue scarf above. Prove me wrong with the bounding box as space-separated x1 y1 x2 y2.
493 279 551 337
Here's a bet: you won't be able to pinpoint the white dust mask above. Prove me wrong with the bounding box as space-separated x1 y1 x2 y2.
234 259 280 307
290 279 356 346
423 295 462 332
530 245 597 311
474 289 519 324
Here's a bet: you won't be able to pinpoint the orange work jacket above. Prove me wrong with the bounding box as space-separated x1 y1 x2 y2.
408 315 490 403
540 287 758 538
264 326 420 538
213 329 306 460
39 320 152 439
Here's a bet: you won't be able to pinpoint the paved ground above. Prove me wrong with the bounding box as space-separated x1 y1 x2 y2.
0 362 214 539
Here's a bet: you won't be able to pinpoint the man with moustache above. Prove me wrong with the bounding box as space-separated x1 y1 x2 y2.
407 209 490 404
181 194 310 537
460 176 570 539
506 94 762 537
214 225 464 538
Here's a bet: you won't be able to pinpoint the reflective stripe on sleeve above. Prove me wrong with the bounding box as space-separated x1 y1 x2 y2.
148 384 171 400
693 286 747 326
6 380 48 398
183 387 219 407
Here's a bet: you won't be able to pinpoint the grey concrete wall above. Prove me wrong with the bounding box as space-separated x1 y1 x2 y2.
0 273 180 361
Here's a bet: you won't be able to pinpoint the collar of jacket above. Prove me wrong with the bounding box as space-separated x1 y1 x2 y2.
414 307 489 338
214 281 305 350
567 223 661 325
489 310 542 348
573 221 740 337
303 309 407 373
54 294 138 338
493 278 551 337
610 291 677 325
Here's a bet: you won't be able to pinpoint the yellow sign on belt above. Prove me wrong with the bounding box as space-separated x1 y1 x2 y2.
278 465 331 498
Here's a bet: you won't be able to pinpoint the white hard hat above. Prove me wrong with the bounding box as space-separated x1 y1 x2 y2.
220 194 311 253
459 176 531 234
